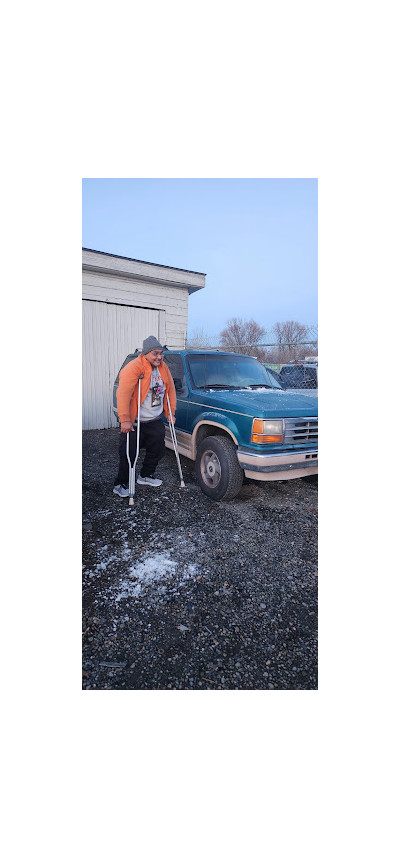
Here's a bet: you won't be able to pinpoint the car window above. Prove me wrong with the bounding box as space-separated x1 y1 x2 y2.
264 368 283 389
186 354 273 389
280 366 317 388
164 353 185 379
280 367 304 386
303 369 318 387
164 354 188 396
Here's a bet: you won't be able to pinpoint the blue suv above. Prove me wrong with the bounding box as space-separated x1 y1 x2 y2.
114 350 318 501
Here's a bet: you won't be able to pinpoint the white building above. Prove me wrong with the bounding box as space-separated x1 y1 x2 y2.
82 248 206 429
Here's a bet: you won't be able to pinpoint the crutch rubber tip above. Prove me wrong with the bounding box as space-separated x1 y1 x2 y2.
180 481 186 487
129 497 134 505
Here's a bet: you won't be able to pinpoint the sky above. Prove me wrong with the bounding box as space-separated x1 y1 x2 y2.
82 178 317 339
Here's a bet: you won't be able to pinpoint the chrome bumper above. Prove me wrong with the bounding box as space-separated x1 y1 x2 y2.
237 448 318 481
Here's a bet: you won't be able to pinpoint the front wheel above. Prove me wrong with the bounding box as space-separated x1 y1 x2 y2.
195 435 244 501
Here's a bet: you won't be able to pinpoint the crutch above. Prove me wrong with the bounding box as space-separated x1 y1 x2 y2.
166 392 185 488
126 374 144 505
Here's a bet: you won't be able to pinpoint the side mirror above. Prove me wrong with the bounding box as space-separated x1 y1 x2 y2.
173 377 183 393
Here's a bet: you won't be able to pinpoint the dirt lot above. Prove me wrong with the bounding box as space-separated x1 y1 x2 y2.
82 428 318 690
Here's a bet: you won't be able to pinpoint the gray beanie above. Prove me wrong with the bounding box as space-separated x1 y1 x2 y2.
142 335 163 355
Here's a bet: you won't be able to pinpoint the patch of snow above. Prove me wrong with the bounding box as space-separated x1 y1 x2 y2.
129 553 178 583
116 582 142 602
115 549 198 602
206 387 282 393
97 555 119 570
85 530 201 605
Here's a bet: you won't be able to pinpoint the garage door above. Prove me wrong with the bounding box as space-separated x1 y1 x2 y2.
82 300 161 429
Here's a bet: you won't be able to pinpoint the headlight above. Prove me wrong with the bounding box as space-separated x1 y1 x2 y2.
251 418 283 444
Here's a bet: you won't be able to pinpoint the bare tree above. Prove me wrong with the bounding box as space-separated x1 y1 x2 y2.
186 326 212 349
220 317 266 361
272 320 311 363
273 320 308 347
264 348 282 365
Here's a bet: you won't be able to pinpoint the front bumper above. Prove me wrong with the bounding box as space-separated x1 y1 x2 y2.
237 448 318 481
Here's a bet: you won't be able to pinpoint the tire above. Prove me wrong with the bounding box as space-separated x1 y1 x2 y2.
195 435 244 501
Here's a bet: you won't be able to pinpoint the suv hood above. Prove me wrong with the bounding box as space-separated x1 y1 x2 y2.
193 387 318 417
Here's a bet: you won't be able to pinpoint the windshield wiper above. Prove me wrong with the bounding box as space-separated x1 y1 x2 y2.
203 383 276 390
203 383 237 389
246 383 273 389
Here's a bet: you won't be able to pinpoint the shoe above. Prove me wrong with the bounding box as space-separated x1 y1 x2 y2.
137 475 162 487
113 484 129 497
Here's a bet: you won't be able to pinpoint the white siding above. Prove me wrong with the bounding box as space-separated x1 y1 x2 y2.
82 250 205 429
82 301 160 430
82 271 187 349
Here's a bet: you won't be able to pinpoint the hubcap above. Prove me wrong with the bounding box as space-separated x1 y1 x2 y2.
200 450 221 488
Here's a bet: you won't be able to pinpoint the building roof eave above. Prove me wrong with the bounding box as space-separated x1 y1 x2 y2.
82 248 206 294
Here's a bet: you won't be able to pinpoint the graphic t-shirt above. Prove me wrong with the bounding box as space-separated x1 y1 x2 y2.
138 367 166 421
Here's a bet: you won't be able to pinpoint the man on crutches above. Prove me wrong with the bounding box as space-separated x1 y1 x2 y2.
113 336 177 498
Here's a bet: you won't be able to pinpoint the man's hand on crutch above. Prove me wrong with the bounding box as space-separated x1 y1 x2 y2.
121 420 134 434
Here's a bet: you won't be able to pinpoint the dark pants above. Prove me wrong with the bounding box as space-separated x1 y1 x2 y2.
114 416 166 485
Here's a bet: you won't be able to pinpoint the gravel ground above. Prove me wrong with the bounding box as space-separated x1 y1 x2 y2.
82 427 318 690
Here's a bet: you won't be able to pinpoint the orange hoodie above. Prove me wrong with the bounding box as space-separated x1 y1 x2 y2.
116 355 177 424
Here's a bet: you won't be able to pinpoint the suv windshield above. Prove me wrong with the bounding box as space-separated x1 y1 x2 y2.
186 354 282 390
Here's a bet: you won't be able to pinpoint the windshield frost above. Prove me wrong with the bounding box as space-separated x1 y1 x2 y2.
186 354 281 389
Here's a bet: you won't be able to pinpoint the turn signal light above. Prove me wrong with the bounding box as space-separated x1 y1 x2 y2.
251 418 283 444
252 433 283 443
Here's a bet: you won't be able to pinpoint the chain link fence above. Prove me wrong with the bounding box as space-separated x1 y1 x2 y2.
185 325 318 370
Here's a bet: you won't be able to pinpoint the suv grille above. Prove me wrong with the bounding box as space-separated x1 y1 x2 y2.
283 417 318 444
